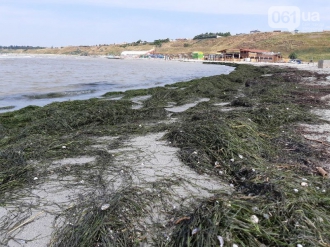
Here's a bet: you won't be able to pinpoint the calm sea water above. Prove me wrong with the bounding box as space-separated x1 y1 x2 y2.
0 54 234 112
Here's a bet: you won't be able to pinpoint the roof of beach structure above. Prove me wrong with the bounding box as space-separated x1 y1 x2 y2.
121 48 155 56
217 49 240 54
240 48 269 53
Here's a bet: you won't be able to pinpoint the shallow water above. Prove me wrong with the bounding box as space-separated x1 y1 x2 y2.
0 54 233 112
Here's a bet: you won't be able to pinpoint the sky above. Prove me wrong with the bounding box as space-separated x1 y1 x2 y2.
0 0 329 47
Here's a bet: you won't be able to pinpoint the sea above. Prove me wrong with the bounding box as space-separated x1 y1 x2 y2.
0 54 234 113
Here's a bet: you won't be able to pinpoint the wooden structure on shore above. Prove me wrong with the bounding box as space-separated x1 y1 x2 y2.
206 48 282 63
240 49 282 62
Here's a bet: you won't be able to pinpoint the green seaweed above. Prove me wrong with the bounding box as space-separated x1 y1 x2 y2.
1 64 330 246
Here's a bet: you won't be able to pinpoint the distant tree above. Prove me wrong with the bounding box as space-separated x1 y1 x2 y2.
152 38 170 47
0 45 45 50
289 52 297 59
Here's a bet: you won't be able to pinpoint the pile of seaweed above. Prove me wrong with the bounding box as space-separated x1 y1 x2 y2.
1 63 330 246
164 66 330 247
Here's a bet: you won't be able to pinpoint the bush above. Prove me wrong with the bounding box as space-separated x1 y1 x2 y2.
288 52 297 59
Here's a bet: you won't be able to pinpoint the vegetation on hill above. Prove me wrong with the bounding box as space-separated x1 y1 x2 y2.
119 38 170 48
289 52 298 59
193 32 231 39
0 45 45 50
151 38 170 47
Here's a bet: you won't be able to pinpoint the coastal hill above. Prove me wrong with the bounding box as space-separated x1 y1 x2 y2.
2 31 330 61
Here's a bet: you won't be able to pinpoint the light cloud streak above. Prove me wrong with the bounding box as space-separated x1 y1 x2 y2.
2 0 312 15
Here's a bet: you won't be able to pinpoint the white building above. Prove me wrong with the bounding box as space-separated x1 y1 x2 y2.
121 48 155 58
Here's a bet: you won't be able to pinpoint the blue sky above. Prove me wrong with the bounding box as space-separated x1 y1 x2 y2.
0 0 329 47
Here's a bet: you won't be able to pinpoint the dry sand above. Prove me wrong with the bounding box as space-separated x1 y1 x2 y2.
0 119 229 246
208 60 330 74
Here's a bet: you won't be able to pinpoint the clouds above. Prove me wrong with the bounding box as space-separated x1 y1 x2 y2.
75 0 266 15
1 0 304 15
2 0 328 15
115 0 270 15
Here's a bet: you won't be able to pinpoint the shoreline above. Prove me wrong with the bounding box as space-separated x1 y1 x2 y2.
1 63 330 246
2 51 330 71
0 56 233 113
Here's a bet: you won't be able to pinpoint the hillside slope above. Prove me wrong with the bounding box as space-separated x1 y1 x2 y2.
2 31 330 61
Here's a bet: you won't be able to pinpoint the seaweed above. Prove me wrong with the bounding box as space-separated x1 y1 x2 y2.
168 194 330 247
1 64 330 246
50 186 153 247
163 65 330 246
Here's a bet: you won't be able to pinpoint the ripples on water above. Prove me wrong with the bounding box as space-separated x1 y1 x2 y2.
0 54 234 112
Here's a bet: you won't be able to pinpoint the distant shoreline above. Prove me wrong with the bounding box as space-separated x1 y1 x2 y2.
1 31 330 61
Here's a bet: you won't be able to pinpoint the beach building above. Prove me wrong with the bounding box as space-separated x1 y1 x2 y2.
240 48 282 62
192 51 204 60
217 49 241 61
206 53 223 61
207 48 282 63
240 48 268 59
121 48 155 58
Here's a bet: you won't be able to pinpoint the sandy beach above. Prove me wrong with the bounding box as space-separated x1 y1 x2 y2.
1 62 330 246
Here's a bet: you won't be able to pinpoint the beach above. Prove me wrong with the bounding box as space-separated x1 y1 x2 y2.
1 62 330 246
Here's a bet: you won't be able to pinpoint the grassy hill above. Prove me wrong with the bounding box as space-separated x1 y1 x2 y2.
2 31 330 61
